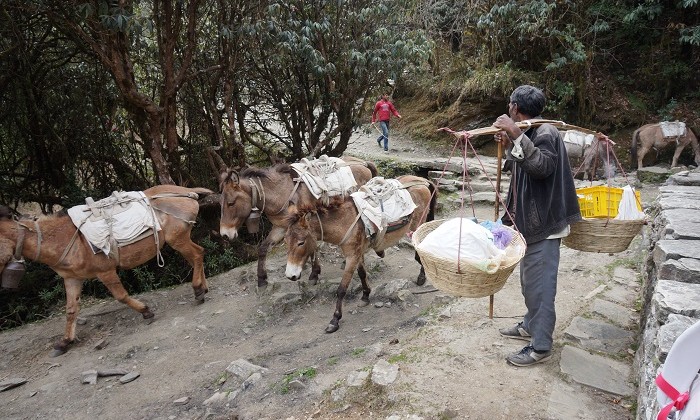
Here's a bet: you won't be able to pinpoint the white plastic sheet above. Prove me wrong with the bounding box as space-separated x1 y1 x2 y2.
615 185 645 220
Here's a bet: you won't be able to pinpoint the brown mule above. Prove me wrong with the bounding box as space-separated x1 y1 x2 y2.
0 185 213 356
218 156 376 288
284 175 437 333
631 123 700 169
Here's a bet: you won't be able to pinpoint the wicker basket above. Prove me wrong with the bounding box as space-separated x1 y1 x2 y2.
562 218 645 253
412 219 526 298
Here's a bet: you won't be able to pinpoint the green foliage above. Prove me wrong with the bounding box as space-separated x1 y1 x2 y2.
200 237 244 276
460 63 530 99
373 159 420 179
236 0 432 159
657 98 679 121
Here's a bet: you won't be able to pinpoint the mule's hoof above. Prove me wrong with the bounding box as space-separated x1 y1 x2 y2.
308 276 319 286
325 324 339 333
375 250 385 258
50 348 66 358
194 286 208 302
416 274 426 286
142 310 155 320
258 279 269 289
358 299 370 307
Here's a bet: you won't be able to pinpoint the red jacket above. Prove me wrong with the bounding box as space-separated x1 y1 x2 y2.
372 99 401 122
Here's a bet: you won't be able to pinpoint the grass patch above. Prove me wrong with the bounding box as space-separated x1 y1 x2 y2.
279 366 317 394
387 353 408 364
351 347 366 357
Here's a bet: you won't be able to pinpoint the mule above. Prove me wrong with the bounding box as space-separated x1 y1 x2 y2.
0 185 213 356
564 132 616 181
218 156 377 288
631 123 700 169
284 175 437 333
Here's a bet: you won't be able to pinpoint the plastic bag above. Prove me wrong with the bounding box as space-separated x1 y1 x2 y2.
479 220 513 249
417 218 505 273
614 185 645 220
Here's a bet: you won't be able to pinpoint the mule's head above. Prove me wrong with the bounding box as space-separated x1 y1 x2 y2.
0 207 16 274
284 212 317 281
219 168 253 240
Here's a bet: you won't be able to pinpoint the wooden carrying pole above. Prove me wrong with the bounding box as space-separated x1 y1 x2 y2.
465 119 598 138
490 139 504 319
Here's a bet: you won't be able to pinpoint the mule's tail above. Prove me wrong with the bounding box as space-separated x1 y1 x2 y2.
426 180 438 222
366 160 378 177
631 128 640 167
689 127 700 165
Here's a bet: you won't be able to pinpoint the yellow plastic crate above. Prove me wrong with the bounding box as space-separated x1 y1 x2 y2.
576 186 642 218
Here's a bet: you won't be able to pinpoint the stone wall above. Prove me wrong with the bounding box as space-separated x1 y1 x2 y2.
635 171 700 420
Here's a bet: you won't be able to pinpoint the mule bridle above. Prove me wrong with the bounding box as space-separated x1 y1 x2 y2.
14 219 42 262
248 177 266 213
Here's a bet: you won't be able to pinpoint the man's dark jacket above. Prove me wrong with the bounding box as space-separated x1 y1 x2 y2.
502 121 582 244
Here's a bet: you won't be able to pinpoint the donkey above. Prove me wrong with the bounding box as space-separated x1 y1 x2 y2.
565 132 617 181
0 185 212 356
284 175 437 333
631 123 700 169
218 156 376 288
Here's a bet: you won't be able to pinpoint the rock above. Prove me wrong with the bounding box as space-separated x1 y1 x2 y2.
287 379 306 390
203 392 227 406
559 346 633 396
118 372 140 384
97 368 129 377
563 317 634 354
371 359 399 386
438 307 452 320
81 370 98 385
0 378 28 392
242 372 263 389
226 359 269 380
346 370 369 387
331 387 347 401
173 396 190 405
93 339 109 350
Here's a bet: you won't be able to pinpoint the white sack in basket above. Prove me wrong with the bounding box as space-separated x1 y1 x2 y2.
615 185 645 220
416 218 509 274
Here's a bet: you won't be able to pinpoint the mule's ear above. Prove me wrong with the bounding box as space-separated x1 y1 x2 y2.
218 168 230 186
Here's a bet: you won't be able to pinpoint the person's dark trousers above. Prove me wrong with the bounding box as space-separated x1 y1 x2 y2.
520 238 560 352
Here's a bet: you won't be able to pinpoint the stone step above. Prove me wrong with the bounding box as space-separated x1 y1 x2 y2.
559 345 634 397
563 316 634 354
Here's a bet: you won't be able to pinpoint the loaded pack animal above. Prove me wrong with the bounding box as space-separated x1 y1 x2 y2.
0 185 213 356
564 131 617 181
218 156 377 288
631 122 700 169
284 175 437 333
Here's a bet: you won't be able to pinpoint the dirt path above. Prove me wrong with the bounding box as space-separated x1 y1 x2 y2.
0 125 643 420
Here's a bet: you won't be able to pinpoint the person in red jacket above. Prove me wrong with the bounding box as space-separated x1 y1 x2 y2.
371 93 402 151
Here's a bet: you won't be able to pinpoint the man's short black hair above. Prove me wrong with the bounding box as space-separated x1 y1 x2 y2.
510 85 546 118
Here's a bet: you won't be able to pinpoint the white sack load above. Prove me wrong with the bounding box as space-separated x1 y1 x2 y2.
416 218 522 274
659 121 686 138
